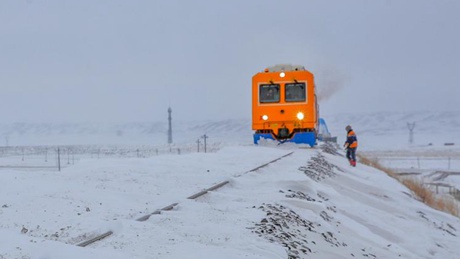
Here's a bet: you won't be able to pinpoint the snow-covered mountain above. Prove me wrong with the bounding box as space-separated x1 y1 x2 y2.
0 111 459 149
0 119 253 147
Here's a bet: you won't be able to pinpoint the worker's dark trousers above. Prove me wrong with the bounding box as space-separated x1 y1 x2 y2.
346 147 357 162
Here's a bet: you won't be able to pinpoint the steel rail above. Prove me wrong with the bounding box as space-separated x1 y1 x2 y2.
77 231 113 247
136 202 179 222
235 151 294 177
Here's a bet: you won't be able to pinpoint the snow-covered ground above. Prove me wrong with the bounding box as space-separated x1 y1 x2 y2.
1 111 460 258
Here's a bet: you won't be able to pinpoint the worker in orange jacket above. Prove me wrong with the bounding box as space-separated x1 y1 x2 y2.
344 125 358 167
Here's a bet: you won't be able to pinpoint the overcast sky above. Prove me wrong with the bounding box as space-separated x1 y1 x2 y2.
0 0 458 123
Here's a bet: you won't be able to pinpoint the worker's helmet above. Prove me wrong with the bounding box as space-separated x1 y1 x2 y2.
345 125 352 131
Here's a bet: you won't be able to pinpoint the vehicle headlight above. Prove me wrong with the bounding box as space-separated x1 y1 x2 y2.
262 115 269 121
296 112 304 120
280 72 285 78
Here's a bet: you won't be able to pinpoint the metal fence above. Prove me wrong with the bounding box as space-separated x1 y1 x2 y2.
377 157 460 171
0 143 222 171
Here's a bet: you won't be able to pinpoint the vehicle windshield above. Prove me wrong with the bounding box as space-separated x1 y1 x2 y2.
259 84 280 103
285 82 306 102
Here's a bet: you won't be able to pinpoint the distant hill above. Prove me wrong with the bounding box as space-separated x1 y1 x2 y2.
323 111 460 149
324 111 460 135
0 119 253 147
0 111 458 149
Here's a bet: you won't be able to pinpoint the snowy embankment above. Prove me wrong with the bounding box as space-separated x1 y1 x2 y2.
1 144 460 258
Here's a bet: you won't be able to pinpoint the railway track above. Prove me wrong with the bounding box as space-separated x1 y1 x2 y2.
76 151 294 247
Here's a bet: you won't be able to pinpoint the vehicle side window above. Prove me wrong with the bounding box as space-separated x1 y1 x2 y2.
259 84 280 103
285 82 306 102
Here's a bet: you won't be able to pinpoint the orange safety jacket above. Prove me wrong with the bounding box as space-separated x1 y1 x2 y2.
345 130 358 148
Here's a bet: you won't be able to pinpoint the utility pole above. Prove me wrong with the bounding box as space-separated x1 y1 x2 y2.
57 148 61 171
167 107 173 144
407 122 415 145
196 138 201 152
202 134 208 153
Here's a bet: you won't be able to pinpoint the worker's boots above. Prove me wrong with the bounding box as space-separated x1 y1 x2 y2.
349 159 356 167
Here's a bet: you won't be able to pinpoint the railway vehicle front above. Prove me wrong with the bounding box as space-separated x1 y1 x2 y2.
252 64 319 146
